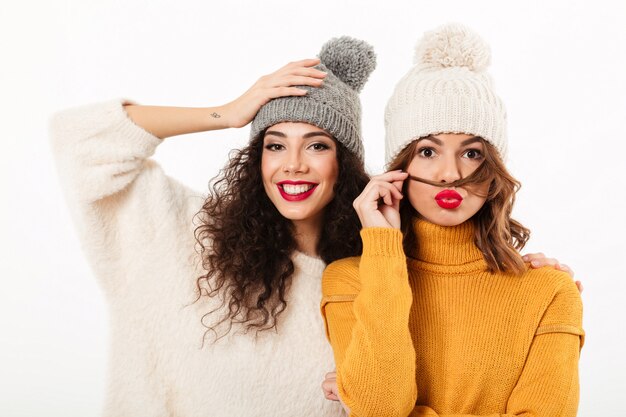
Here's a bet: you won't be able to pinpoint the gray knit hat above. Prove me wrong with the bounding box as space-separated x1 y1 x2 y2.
385 23 508 164
250 36 376 160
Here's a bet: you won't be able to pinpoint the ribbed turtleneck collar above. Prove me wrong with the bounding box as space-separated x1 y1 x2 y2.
408 218 486 272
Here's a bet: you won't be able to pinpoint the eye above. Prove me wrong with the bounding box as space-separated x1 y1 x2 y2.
309 142 331 151
462 149 483 160
417 147 436 158
264 143 284 152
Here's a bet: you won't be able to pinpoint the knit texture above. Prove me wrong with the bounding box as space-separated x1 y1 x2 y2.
321 220 583 417
385 23 508 164
250 36 376 160
50 99 344 417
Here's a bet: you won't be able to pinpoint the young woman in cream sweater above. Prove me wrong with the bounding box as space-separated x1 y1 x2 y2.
51 37 377 417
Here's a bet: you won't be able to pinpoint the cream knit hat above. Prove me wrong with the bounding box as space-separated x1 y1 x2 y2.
385 23 508 164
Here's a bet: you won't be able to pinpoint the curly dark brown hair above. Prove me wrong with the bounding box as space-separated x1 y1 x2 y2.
388 137 530 275
193 131 369 340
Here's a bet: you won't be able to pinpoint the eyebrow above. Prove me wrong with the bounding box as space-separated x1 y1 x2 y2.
460 136 482 146
418 136 482 146
264 130 334 140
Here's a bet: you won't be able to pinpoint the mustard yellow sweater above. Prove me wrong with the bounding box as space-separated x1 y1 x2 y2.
321 220 584 417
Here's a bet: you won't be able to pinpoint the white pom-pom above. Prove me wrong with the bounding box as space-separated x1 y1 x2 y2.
319 36 376 92
414 23 491 71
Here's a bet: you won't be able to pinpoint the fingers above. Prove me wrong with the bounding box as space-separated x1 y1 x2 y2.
321 372 339 401
362 172 407 203
284 58 322 69
253 60 327 101
352 171 408 229
267 75 324 89
370 170 409 183
526 256 559 269
266 87 309 100
521 252 546 264
290 66 328 79
555 263 575 278
522 253 576 278
271 59 327 85
355 180 403 209
523 253 558 268
391 178 405 193
575 280 584 293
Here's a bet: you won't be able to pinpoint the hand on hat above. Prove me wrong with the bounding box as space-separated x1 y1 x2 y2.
353 171 408 229
222 59 327 129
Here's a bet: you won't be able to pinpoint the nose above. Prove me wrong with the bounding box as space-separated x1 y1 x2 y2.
438 154 462 184
282 148 307 174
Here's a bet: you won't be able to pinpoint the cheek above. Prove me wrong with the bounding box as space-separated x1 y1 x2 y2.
260 154 276 185
406 182 430 208
328 162 339 187
407 158 430 178
315 155 339 186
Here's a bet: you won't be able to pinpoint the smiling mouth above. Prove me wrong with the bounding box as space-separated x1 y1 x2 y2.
276 182 318 201
280 183 316 195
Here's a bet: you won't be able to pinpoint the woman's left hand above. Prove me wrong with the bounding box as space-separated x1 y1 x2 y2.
322 371 350 414
522 253 583 293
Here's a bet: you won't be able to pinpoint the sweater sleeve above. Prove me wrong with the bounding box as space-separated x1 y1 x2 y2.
50 99 163 203
321 228 417 417
408 279 584 417
50 99 202 291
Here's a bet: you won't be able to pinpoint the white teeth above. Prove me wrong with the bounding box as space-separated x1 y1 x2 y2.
282 184 315 195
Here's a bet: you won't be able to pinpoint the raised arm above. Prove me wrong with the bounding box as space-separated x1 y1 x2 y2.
50 59 327 290
321 171 417 417
123 58 326 139
50 59 327 203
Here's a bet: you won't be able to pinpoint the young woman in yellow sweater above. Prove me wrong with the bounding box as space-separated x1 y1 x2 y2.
320 24 584 417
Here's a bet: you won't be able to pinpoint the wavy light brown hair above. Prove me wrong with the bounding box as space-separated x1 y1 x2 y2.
193 132 369 340
388 137 530 274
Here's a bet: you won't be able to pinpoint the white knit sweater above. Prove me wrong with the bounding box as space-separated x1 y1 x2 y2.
50 100 343 417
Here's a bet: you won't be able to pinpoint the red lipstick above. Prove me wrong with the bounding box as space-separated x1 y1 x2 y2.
277 180 318 202
435 189 463 209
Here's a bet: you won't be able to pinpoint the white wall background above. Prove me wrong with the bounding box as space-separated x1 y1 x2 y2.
1 0 624 415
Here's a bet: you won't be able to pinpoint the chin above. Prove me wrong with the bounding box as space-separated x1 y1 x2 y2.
422 210 472 227
277 210 310 221
274 203 322 222
436 218 468 227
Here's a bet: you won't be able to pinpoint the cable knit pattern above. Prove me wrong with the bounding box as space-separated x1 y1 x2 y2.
50 99 344 417
321 220 584 417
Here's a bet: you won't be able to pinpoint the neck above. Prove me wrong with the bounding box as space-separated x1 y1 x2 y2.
291 216 322 258
409 218 484 265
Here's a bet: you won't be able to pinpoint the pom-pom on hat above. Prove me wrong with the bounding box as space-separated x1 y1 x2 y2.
385 23 508 164
250 36 376 160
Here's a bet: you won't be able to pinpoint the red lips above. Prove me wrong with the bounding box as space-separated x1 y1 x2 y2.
435 189 463 209
277 180 318 202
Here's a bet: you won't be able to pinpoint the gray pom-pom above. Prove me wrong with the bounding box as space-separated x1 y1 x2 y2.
319 36 376 92
414 23 491 71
